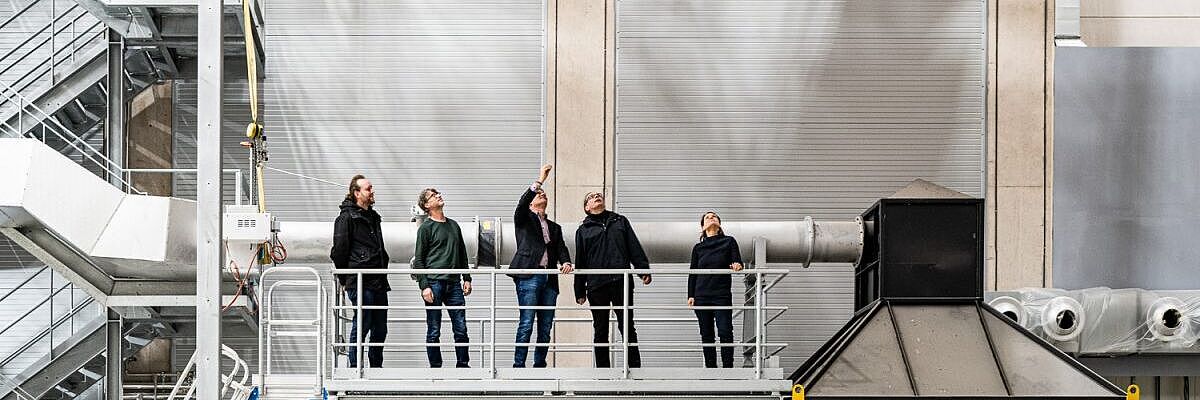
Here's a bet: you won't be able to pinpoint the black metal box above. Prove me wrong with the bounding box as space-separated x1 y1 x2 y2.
854 198 984 310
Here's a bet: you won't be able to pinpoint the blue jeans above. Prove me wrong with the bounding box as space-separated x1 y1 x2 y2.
346 288 388 368
425 280 470 368
513 275 557 367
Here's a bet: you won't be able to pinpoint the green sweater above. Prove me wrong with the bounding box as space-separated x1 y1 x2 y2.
412 217 472 289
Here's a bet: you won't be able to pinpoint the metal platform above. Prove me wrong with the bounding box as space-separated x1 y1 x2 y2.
326 367 788 394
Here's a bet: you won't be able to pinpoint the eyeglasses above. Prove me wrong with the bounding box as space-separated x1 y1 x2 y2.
585 193 604 201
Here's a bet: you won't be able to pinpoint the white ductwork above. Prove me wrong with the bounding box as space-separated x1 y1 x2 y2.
1056 0 1086 46
1 138 866 290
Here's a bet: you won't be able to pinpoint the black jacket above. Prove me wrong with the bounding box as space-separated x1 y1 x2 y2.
330 198 391 291
688 234 741 304
572 210 650 299
510 187 572 289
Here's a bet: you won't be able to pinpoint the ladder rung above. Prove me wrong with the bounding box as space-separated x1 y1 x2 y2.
267 320 317 326
271 331 319 337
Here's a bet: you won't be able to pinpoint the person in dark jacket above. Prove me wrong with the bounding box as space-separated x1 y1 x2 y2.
573 191 651 368
413 187 472 368
688 211 743 368
510 164 574 368
330 175 390 368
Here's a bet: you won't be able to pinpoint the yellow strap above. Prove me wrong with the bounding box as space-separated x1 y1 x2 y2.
243 0 266 213
242 0 259 124
256 163 267 213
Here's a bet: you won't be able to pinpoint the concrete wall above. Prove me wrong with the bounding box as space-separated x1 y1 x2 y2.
1082 0 1200 46
987 0 1055 291
127 82 174 196
547 0 613 368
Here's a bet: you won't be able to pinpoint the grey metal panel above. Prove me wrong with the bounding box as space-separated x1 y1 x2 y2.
807 307 912 397
261 0 545 223
1053 47 1200 290
982 310 1119 397
891 304 1006 395
614 0 984 370
172 80 253 202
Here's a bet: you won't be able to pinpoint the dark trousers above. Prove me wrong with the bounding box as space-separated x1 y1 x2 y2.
513 274 557 367
586 282 641 368
346 288 388 368
425 280 470 368
694 300 735 368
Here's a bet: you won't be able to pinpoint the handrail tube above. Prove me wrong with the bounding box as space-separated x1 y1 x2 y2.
330 305 787 311
330 268 786 275
0 0 42 32
259 266 324 397
0 280 76 338
0 5 88 77
8 22 105 94
328 341 789 348
0 265 49 304
0 297 97 367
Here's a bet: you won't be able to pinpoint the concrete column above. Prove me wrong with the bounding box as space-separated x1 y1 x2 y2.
1081 0 1200 46
127 82 174 196
548 0 612 367
987 0 1054 290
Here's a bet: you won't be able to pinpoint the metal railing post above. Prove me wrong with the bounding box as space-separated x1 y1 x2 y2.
48 271 54 358
754 270 764 379
234 169 244 205
489 272 497 377
357 272 363 379
622 271 630 379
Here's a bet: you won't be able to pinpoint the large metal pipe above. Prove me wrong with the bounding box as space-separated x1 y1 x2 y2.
278 218 863 266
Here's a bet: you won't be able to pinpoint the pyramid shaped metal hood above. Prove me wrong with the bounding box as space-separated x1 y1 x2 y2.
790 181 1126 399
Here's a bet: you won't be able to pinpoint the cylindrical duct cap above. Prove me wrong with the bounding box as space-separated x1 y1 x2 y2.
1147 297 1192 342
989 296 1028 328
1041 296 1084 342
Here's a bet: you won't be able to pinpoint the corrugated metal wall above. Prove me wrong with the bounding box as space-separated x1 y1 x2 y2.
261 0 545 223
614 0 986 369
172 80 253 203
228 0 546 372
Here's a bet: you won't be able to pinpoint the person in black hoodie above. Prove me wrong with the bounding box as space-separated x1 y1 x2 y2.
573 191 651 368
330 175 391 368
688 211 743 368
510 164 574 368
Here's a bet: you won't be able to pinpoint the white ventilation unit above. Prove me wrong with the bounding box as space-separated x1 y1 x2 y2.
223 205 272 243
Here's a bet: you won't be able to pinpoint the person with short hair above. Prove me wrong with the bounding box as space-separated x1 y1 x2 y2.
510 164 574 368
413 187 473 368
573 191 651 368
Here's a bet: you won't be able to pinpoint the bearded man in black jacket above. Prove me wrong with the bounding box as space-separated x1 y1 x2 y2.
330 175 390 368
